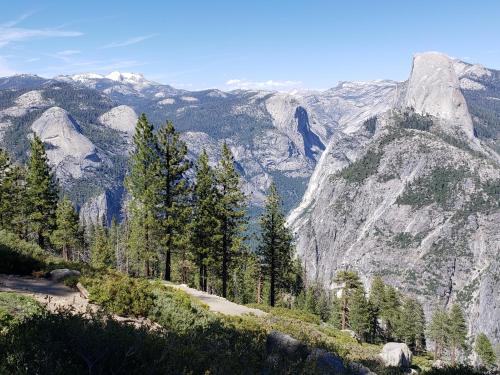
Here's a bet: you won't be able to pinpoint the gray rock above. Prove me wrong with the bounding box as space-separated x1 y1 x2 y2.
50 269 80 282
306 348 347 374
288 52 500 346
380 342 412 369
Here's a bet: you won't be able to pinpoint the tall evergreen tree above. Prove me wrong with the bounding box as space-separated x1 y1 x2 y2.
257 183 294 306
25 135 58 248
125 114 158 276
398 298 426 352
349 286 372 341
475 333 496 368
51 197 81 261
334 270 362 330
428 307 449 360
448 303 467 366
214 143 246 298
382 285 401 340
90 222 115 269
190 150 219 291
368 276 386 341
155 121 191 281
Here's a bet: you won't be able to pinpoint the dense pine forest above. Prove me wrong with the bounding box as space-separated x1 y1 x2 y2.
0 115 497 374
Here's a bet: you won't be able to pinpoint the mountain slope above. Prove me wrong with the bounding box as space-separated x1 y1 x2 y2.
288 52 500 345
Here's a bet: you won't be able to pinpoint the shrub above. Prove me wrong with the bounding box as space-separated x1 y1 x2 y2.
0 292 42 332
247 304 321 324
81 273 155 317
0 230 46 274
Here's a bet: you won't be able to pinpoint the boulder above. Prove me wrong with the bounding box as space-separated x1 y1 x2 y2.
306 348 348 374
266 331 309 362
49 269 80 282
379 342 412 369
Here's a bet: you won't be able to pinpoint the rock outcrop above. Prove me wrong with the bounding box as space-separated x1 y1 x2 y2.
31 107 100 179
288 53 500 345
379 342 412 369
98 105 137 134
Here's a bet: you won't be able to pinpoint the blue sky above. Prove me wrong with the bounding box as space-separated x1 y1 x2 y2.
1 0 499 90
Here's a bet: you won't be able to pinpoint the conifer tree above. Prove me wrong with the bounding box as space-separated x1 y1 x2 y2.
214 143 246 298
448 303 467 366
25 135 58 248
382 285 401 340
90 222 115 269
155 121 191 281
334 270 362 330
51 197 81 261
368 276 386 341
428 307 449 360
257 183 294 306
190 150 219 291
399 298 426 352
0 150 26 233
125 114 158 276
475 333 496 368
349 286 372 341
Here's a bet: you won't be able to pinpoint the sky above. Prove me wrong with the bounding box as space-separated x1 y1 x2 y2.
1 0 499 91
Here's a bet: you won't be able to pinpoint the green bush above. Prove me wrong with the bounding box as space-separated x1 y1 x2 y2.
0 292 43 332
422 364 491 375
0 230 46 275
82 273 155 317
247 304 321 324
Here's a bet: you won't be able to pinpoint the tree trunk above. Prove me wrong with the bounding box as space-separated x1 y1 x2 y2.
270 251 276 307
256 272 262 304
222 229 228 298
62 244 68 261
342 298 347 330
164 250 171 281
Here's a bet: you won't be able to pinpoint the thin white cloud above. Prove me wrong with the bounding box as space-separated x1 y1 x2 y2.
25 57 40 63
100 34 157 49
1 11 36 28
0 20 83 48
225 78 302 90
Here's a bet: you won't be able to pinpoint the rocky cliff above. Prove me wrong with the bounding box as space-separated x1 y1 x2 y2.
288 52 500 345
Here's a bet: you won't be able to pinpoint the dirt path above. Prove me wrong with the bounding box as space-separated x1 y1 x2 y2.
170 283 267 317
0 274 90 313
0 274 266 319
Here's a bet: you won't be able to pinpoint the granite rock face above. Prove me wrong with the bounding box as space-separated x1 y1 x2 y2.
31 107 100 179
288 53 500 345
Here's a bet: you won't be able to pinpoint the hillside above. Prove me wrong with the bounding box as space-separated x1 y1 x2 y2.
288 52 500 345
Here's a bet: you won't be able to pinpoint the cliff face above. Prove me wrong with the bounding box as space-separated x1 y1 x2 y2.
289 53 500 345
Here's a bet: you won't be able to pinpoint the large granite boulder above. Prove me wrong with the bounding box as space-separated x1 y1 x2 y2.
379 342 412 369
50 269 80 282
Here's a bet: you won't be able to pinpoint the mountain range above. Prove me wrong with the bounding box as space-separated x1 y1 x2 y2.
0 51 498 345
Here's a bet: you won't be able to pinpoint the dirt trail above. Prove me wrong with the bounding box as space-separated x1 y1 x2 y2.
0 274 266 318
0 274 90 313
170 283 267 317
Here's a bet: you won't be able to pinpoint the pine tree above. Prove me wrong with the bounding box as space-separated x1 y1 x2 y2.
475 333 496 368
257 183 294 306
398 298 426 352
125 114 158 276
214 143 246 298
51 197 81 261
155 121 191 281
90 222 114 269
0 150 26 233
334 270 362 330
368 276 386 341
428 307 449 360
382 285 401 340
349 286 372 341
25 135 58 248
448 304 467 366
190 150 219 291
